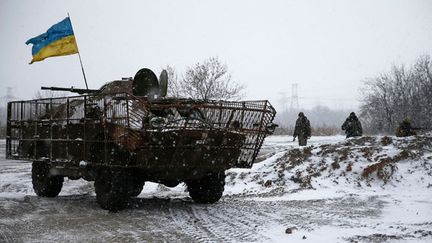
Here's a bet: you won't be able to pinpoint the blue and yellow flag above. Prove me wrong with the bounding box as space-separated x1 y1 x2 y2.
26 17 78 64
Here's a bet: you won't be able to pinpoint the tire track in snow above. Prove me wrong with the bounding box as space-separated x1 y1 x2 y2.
190 205 243 242
169 204 220 242
168 199 284 242
0 224 17 243
191 204 262 242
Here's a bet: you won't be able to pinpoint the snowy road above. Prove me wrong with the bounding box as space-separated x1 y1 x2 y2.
1 137 432 242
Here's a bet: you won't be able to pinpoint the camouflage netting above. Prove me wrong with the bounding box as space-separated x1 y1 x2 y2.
99 80 133 94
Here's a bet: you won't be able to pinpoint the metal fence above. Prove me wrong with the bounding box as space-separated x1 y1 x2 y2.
6 92 276 168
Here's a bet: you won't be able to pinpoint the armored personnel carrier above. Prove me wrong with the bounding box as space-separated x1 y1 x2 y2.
6 68 276 211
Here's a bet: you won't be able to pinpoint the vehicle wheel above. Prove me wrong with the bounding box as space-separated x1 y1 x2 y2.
32 161 63 197
129 177 144 197
94 168 131 211
187 171 225 204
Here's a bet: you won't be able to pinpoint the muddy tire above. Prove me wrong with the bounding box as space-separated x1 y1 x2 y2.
94 168 132 211
187 171 225 204
129 177 144 197
32 161 63 197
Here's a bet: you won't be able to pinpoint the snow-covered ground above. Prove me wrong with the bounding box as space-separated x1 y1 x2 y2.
227 135 432 242
1 135 431 242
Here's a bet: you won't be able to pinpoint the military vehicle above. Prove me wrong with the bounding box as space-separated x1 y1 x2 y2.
6 68 277 211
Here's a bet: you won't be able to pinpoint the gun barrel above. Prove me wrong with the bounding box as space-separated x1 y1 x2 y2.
41 86 99 94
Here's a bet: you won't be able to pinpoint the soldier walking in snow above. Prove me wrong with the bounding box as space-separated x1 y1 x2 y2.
396 117 418 137
293 112 311 146
341 112 363 138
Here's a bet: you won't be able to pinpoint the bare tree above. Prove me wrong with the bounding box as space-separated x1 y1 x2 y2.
360 55 432 133
34 90 68 99
165 65 183 98
172 57 245 100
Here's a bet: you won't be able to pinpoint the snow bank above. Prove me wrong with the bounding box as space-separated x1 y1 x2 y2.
225 134 432 242
225 134 432 199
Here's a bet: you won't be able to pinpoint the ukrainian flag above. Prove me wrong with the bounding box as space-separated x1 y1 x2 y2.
26 17 78 64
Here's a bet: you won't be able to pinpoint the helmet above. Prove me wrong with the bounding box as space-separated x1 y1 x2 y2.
403 117 411 123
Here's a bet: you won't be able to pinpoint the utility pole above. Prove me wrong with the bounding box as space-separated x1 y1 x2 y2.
277 92 289 112
5 87 14 102
0 87 15 107
290 83 299 111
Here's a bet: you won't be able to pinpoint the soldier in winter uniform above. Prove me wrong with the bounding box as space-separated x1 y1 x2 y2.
396 117 417 137
293 112 311 146
341 112 363 138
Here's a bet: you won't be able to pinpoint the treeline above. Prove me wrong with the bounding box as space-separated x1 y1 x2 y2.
360 55 432 133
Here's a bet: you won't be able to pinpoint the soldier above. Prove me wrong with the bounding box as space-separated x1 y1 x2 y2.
293 112 311 146
396 117 417 137
341 112 363 138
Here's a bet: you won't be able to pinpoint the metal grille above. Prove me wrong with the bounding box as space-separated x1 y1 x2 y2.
6 93 276 168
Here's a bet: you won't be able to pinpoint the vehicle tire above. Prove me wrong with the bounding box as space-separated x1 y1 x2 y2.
94 167 131 211
187 171 225 204
129 177 144 197
32 161 63 197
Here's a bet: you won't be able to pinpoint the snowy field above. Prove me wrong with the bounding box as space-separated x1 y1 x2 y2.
1 135 432 243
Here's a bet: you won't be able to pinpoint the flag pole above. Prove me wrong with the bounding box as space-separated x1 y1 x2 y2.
67 13 89 90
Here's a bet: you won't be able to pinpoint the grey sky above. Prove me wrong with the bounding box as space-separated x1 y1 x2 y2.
1 0 431 111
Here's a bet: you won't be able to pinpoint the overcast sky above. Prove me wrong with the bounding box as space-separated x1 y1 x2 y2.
1 0 431 111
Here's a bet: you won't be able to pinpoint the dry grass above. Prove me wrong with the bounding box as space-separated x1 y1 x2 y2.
331 161 340 170
361 149 416 182
339 147 350 161
381 136 393 146
346 162 353 172
361 158 396 183
277 147 313 170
